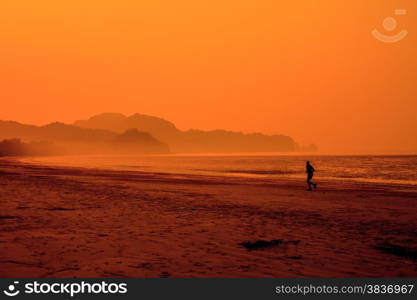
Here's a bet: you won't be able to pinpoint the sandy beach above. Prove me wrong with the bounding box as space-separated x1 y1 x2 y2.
1 158 416 278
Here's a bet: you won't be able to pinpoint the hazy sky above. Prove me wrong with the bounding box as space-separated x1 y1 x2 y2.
1 0 416 154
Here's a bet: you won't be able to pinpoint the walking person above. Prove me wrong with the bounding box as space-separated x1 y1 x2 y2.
306 161 317 191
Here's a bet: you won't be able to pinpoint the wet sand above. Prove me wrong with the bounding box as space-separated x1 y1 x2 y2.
1 158 417 277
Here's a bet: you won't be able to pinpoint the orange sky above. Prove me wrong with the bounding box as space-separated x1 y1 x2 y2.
1 0 416 154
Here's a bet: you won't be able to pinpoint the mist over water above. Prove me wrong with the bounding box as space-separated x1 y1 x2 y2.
23 154 417 186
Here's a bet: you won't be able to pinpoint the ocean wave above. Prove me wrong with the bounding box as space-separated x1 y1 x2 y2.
223 169 299 175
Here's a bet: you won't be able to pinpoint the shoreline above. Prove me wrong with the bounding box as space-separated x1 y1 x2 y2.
1 158 417 277
16 155 417 188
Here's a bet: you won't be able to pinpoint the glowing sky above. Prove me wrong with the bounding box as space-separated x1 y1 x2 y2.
1 0 416 153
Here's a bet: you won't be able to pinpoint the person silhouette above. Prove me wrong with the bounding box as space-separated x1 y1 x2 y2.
306 161 317 191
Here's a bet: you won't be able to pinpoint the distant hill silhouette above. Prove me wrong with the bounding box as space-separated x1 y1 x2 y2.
0 120 170 155
0 121 113 143
0 113 314 156
74 113 300 153
75 113 178 140
112 129 169 154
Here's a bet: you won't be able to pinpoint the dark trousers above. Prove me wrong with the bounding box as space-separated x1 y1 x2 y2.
307 173 315 189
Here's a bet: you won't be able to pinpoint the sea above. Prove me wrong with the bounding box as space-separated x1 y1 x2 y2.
22 154 417 186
